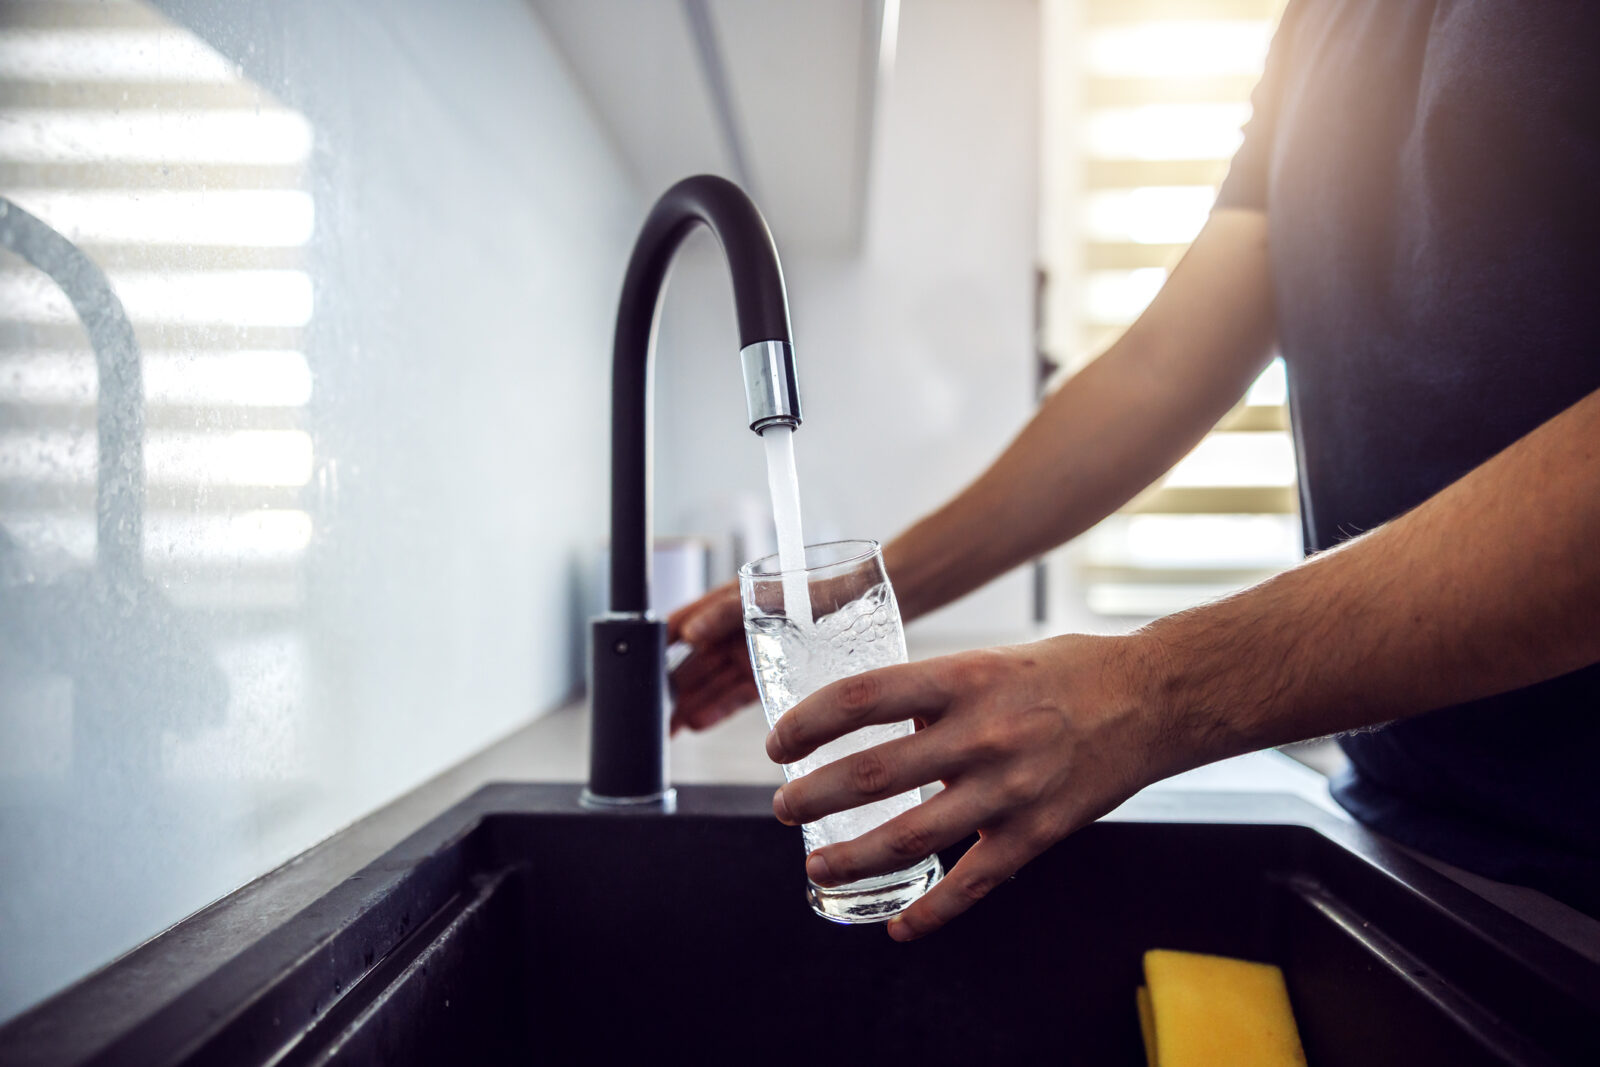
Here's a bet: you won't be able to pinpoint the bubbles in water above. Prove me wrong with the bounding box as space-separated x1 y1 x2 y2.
746 583 919 852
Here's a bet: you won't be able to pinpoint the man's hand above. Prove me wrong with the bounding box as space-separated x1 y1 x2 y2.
667 582 757 734
771 385 1600 942
766 637 1166 942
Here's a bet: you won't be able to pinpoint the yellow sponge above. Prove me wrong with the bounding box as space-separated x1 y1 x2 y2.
1136 985 1159 1067
1138 949 1307 1067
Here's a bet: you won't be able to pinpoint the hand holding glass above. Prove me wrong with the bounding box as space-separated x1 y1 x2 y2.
739 540 943 923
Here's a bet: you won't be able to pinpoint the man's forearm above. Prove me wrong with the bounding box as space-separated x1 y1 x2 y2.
1131 388 1600 776
886 209 1277 622
884 351 1230 620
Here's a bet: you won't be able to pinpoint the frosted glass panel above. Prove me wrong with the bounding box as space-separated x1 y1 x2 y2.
0 0 635 1021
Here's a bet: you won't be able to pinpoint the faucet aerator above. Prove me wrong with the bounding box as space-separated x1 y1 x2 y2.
741 339 803 435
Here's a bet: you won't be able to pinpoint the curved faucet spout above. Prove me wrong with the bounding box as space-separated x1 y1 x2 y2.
610 174 800 615
588 175 801 805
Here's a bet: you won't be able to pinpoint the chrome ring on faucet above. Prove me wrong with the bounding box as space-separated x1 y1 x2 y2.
578 787 678 812
741 339 803 433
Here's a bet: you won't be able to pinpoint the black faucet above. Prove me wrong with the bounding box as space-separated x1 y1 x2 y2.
585 175 802 807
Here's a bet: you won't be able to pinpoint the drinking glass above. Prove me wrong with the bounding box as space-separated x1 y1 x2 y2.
739 539 943 923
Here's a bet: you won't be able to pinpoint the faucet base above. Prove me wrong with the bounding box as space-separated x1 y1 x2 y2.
586 614 670 801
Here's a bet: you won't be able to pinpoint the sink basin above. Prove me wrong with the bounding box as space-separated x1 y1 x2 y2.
7 785 1597 1066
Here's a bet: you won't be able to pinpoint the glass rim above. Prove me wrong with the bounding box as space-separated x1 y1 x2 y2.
737 538 881 579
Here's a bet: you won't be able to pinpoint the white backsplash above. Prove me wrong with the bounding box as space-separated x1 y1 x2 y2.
0 0 635 1021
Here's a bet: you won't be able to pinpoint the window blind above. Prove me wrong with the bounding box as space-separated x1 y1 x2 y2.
1044 0 1298 619
0 0 314 782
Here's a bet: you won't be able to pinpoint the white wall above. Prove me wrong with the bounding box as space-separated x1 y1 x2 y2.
654 0 1041 642
0 0 635 1021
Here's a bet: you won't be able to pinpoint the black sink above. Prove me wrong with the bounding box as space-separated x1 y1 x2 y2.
5 785 1597 1066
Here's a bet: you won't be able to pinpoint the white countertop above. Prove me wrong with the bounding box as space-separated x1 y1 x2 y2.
507 693 1348 821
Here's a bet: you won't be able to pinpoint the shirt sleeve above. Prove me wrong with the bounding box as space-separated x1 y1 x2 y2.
1213 5 1300 212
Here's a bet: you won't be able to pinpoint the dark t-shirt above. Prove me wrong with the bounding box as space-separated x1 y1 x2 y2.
1214 0 1600 911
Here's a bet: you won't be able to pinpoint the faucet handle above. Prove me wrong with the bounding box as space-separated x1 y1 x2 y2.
585 613 673 808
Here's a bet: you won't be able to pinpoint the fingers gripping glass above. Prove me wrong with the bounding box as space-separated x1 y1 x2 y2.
739 540 942 923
